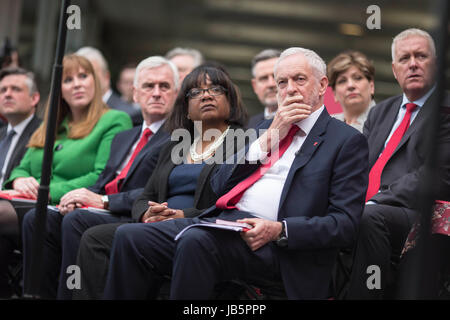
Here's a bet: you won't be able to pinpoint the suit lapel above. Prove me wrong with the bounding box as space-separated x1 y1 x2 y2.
119 127 141 164
122 128 168 185
392 92 435 156
369 97 402 165
5 116 40 177
278 109 329 208
0 127 6 140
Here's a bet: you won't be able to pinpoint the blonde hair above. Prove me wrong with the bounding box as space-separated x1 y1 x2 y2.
28 54 108 148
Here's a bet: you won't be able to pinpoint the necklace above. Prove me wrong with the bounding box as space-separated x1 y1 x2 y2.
190 126 231 162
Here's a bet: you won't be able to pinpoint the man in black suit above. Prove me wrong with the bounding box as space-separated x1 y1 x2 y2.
0 68 41 189
76 47 143 126
21 56 179 299
247 49 281 129
346 28 450 299
0 67 41 297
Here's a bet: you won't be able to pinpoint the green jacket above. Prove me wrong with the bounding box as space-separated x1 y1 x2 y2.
6 109 132 203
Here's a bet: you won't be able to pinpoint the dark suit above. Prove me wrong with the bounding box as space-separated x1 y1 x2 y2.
346 91 450 299
106 92 143 127
22 125 169 299
246 112 265 129
0 115 41 186
102 109 369 299
73 127 242 299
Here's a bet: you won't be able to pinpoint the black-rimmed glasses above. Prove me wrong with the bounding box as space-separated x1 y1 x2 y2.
186 85 227 99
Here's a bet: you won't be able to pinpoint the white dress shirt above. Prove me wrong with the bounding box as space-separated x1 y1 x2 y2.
236 106 324 221
383 87 434 149
0 114 35 189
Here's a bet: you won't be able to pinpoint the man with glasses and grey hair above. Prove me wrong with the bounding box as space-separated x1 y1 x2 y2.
22 56 178 299
102 46 368 300
247 49 281 129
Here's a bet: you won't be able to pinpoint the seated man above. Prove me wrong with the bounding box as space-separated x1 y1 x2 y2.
0 67 41 298
22 56 178 299
0 67 41 189
346 28 450 299
102 47 369 299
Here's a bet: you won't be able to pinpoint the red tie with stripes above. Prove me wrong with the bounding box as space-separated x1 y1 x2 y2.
365 103 417 201
105 128 152 195
216 124 300 210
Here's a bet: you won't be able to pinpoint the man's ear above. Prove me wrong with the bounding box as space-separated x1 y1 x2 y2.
132 86 138 104
31 92 40 108
319 76 329 97
392 62 398 81
251 78 257 92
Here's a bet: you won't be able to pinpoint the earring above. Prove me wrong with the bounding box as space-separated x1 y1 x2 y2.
187 114 191 120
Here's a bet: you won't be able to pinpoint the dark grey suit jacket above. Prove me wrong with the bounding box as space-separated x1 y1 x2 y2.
0 115 41 186
363 91 450 208
87 125 169 214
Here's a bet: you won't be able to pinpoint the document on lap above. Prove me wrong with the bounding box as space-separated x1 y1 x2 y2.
174 219 253 241
47 205 110 214
0 190 37 203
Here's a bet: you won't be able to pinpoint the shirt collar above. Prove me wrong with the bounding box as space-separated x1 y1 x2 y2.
7 113 34 136
143 118 165 135
294 105 324 136
102 89 113 103
264 107 276 119
401 85 435 109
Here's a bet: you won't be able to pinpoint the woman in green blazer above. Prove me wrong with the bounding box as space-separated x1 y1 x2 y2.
0 54 131 298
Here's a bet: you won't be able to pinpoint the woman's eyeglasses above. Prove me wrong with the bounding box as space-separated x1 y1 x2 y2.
186 85 227 99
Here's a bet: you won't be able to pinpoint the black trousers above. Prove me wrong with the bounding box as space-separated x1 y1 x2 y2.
22 208 131 299
74 222 127 300
346 204 417 299
102 210 282 300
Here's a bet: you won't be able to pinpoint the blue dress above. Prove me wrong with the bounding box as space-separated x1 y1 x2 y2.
166 163 206 209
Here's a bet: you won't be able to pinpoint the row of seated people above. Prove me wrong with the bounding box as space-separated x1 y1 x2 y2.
0 27 449 299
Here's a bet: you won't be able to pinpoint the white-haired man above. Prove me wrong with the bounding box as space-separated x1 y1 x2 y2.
22 56 179 299
346 28 450 299
102 47 369 299
76 47 143 126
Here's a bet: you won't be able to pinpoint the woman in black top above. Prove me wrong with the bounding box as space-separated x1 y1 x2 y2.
74 64 248 299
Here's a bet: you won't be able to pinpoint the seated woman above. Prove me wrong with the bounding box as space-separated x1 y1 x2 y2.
327 51 376 132
63 64 246 299
0 54 132 298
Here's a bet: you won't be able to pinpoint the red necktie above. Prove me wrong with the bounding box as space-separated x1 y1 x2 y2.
216 125 300 210
105 128 152 195
365 103 417 201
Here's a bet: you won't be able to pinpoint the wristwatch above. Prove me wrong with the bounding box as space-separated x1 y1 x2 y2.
101 195 109 210
275 220 288 248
